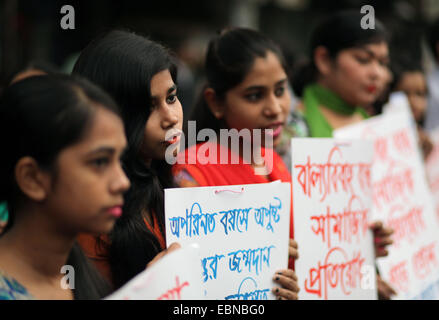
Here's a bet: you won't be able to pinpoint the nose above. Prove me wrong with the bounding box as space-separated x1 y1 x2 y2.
369 61 384 81
263 92 283 118
110 164 131 194
161 104 179 130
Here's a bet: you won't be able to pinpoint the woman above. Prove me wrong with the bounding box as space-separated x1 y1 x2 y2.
0 74 130 299
173 27 300 300
73 30 183 289
290 11 395 299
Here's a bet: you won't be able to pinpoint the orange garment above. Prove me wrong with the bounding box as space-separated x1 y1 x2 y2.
173 141 295 268
77 212 166 286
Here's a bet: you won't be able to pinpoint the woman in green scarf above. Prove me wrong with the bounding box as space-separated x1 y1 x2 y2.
287 11 396 299
292 11 391 137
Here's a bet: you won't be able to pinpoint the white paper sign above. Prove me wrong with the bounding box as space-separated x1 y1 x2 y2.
105 244 204 300
165 182 291 300
291 138 377 300
427 128 439 225
334 106 439 300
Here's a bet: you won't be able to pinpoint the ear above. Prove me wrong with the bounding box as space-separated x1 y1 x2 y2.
314 46 333 77
204 87 225 119
14 157 52 202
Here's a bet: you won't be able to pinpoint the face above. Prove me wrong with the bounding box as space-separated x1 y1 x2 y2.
324 42 390 106
45 106 130 236
141 69 183 162
219 51 291 147
395 71 427 123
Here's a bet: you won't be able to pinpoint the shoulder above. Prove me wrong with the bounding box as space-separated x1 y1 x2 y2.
0 270 34 300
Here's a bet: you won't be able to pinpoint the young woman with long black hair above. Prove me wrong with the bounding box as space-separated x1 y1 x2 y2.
73 30 182 289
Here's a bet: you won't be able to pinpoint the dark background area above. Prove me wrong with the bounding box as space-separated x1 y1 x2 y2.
1 0 438 112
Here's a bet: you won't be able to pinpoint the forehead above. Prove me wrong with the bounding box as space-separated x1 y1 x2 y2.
238 51 286 87
71 106 126 153
150 69 174 95
400 71 426 86
349 41 389 57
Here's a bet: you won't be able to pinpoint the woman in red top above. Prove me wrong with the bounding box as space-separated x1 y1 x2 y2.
174 28 300 300
73 30 182 289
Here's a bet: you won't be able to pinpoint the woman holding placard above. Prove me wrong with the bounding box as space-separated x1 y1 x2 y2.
173 27 300 300
73 30 183 290
0 75 129 299
289 11 395 299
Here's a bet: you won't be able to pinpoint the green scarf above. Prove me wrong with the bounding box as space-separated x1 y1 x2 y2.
303 83 369 137
0 202 7 223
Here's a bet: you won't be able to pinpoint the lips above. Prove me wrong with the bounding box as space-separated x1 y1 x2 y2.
106 206 123 218
165 130 182 145
264 123 284 139
366 85 377 94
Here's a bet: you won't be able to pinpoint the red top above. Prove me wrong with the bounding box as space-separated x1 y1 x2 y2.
78 212 166 286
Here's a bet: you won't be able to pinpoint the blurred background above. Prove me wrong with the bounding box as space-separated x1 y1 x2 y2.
1 0 439 113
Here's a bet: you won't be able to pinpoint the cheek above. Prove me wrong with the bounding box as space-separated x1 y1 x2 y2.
175 102 184 130
143 117 162 150
225 104 260 130
281 92 292 115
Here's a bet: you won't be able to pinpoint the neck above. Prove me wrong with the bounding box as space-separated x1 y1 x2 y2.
314 80 357 115
0 205 75 278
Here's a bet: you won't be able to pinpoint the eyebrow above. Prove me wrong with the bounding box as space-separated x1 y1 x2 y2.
244 78 288 91
151 84 177 100
356 47 389 61
86 146 128 157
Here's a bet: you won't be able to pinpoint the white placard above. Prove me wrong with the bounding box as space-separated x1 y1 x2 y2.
291 138 377 300
165 182 291 300
334 106 439 300
105 244 204 300
427 128 439 225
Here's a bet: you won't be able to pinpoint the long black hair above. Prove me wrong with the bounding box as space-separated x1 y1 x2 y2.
0 74 118 299
291 10 389 97
189 27 288 137
72 29 178 288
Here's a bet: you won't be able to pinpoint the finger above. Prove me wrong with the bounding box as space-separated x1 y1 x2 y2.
272 287 299 300
369 221 383 231
273 274 300 292
376 248 389 257
289 246 299 260
375 237 393 247
276 269 298 281
374 227 394 237
289 239 298 249
167 242 181 253
147 243 181 268
382 281 397 295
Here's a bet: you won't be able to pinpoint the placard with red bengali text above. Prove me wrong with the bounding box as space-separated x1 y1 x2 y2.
291 138 377 300
334 107 439 300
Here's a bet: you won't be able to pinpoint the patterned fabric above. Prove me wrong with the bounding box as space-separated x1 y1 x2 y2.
0 270 34 300
0 202 8 223
276 109 310 172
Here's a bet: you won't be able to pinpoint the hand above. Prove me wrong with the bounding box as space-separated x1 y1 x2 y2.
146 242 181 268
0 221 6 235
289 239 299 260
377 274 396 300
370 221 393 257
418 127 433 160
272 269 300 300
